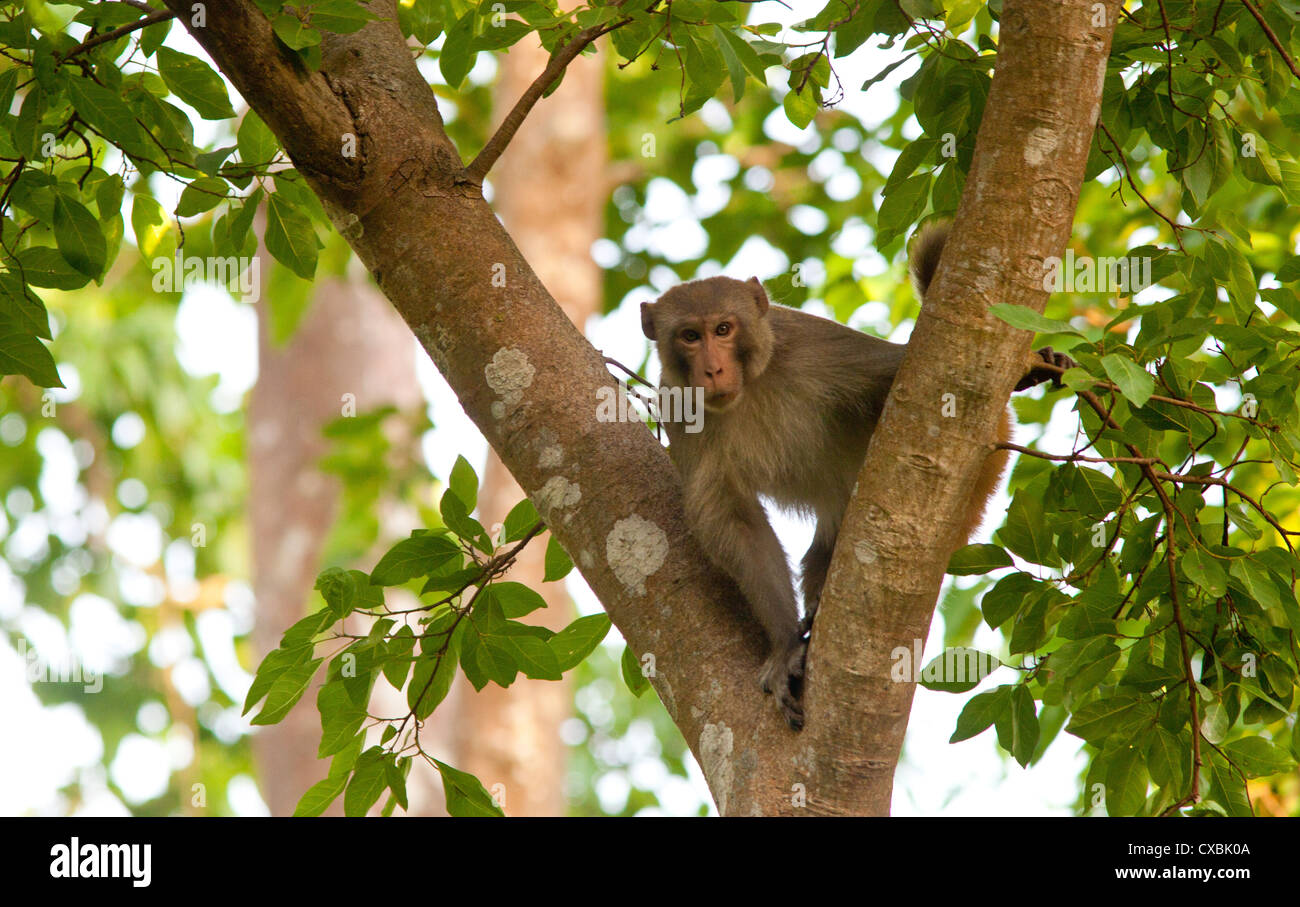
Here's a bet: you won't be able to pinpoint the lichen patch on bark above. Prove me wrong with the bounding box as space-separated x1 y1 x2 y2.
605 514 668 595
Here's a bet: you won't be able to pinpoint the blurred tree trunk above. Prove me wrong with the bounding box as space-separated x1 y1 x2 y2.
450 35 606 816
247 254 425 815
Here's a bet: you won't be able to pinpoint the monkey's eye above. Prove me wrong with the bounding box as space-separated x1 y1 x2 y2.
715 322 732 337
681 329 701 343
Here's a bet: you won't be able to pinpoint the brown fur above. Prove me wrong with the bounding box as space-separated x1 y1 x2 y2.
640 224 1046 730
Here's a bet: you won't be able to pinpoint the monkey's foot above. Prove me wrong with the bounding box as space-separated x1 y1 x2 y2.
759 640 808 731
1016 346 1078 391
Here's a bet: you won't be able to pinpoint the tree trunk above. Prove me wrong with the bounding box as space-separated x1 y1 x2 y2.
172 0 1120 815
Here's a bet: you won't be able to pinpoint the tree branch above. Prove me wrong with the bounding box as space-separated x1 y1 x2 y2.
1242 0 1300 80
58 7 174 62
465 19 631 184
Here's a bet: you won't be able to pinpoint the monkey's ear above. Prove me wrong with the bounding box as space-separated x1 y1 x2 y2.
640 302 657 340
746 277 770 316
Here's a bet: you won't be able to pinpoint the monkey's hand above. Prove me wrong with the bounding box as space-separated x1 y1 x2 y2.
759 638 807 731
1015 346 1077 392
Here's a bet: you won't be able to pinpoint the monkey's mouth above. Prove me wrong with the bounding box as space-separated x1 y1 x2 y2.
705 391 740 410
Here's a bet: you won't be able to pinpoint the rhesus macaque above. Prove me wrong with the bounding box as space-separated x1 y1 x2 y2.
640 223 1073 729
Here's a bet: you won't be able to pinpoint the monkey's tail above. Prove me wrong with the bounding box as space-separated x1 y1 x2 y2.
908 220 950 301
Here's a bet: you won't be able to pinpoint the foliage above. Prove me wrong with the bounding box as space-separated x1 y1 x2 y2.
243 456 614 815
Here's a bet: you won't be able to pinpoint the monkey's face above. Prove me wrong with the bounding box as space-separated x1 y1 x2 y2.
641 277 774 412
670 315 746 410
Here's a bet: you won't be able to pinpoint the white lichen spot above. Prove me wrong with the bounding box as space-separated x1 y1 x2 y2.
578 550 594 570
490 402 505 420
484 347 535 407
699 722 735 815
538 445 564 469
792 743 816 774
853 539 877 564
1023 125 1059 167
536 476 581 516
606 514 669 595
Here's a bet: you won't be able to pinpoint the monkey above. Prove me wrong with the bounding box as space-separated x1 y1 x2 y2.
639 222 1074 730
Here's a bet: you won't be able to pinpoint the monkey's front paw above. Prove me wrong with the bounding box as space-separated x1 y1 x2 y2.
759 641 807 731
1016 346 1078 391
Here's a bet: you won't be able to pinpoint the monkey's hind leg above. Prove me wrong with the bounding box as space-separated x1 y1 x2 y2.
798 529 836 636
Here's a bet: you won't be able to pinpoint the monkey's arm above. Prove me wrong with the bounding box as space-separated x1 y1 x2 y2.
681 476 807 730
1016 346 1076 391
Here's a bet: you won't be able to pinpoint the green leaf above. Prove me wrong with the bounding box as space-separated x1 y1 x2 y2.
440 13 476 89
1065 695 1149 744
543 535 573 582
53 195 107 278
317 680 366 757
782 83 819 128
621 645 649 697
0 327 62 387
876 172 929 244
344 748 388 816
0 273 51 339
237 110 279 166
449 454 478 512
433 759 504 817
713 25 747 102
946 543 1013 575
1222 737 1293 779
1008 684 1040 767
1145 727 1184 791
280 608 333 648
980 572 1040 630
505 634 562 681
175 177 228 217
1199 700 1229 744
17 246 91 290
250 657 323 725
487 581 546 618
156 47 237 119
950 684 1012 743
440 490 491 552
919 648 1000 693
988 303 1082 336
385 758 409 811
548 613 611 672
1179 546 1226 598
293 772 348 817
372 533 462 586
1104 745 1148 816
265 192 320 279
502 498 540 542
65 77 149 157
1100 353 1154 407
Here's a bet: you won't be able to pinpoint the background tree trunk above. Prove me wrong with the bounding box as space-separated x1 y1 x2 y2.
248 254 424 815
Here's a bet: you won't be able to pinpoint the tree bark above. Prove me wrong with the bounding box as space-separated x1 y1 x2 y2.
170 0 1119 815
806 0 1124 815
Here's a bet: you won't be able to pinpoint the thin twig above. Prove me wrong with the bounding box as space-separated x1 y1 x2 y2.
57 8 175 62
